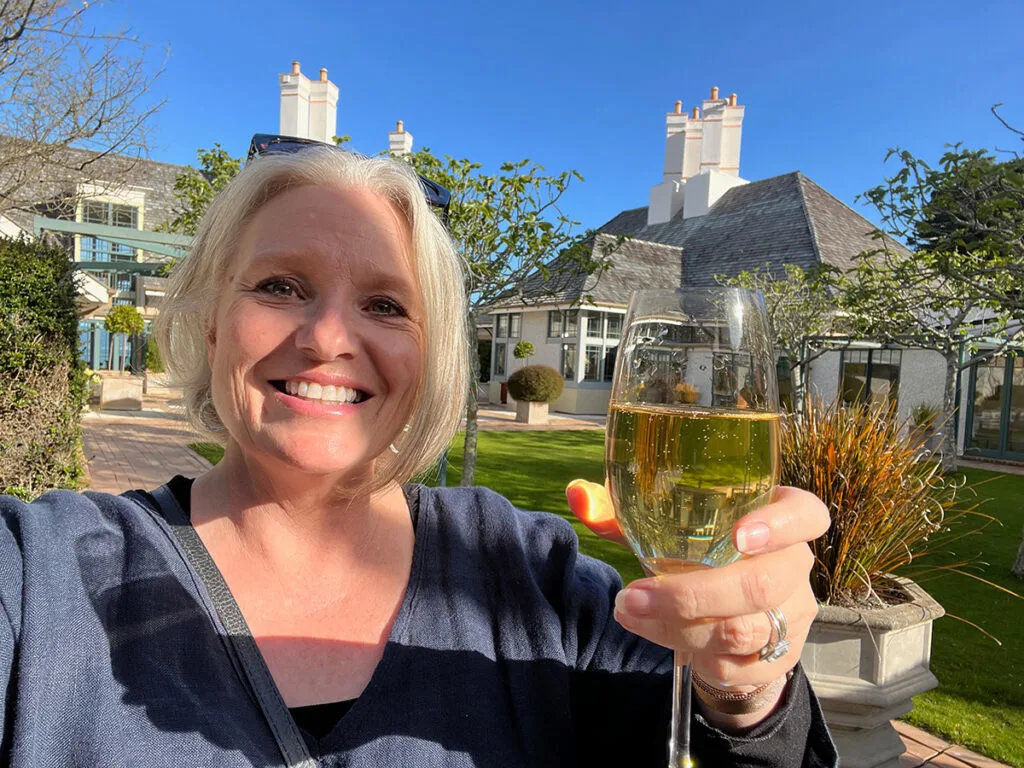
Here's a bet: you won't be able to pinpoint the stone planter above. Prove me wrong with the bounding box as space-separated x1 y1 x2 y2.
803 577 944 768
515 400 549 425
95 374 144 411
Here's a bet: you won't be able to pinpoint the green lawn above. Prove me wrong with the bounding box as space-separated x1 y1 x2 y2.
190 435 1024 765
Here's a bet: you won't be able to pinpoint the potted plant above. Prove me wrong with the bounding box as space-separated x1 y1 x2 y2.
782 397 981 768
513 340 535 368
507 364 564 425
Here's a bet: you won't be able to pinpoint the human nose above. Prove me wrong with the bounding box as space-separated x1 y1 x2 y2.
294 298 360 361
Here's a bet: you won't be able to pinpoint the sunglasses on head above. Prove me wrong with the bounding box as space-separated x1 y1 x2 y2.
247 133 452 219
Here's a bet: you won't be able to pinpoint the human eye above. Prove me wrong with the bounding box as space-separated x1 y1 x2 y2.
255 278 303 299
367 297 407 317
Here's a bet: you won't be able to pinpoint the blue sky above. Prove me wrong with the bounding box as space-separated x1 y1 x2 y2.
98 0 1022 232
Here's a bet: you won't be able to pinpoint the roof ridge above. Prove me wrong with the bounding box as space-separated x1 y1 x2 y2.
798 172 882 239
795 173 824 266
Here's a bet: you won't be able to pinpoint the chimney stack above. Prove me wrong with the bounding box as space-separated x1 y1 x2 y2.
648 87 748 226
279 61 339 143
388 120 414 156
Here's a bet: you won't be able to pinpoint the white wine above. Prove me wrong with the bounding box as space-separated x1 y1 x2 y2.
605 402 780 572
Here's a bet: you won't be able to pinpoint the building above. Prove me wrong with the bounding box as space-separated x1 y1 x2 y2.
0 146 187 371
486 88 1021 462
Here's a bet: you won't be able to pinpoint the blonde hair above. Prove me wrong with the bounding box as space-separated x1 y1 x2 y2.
154 147 468 489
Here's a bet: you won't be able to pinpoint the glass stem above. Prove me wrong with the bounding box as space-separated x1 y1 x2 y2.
669 651 694 768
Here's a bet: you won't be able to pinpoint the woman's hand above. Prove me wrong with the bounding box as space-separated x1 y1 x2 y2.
566 480 829 728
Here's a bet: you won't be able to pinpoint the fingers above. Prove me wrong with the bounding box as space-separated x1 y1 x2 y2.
565 479 628 547
733 486 831 556
614 572 818 687
617 543 813 620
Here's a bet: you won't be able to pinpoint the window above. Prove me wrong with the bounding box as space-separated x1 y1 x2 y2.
561 343 577 380
509 313 522 338
80 201 140 263
496 315 509 339
583 345 603 381
494 342 507 377
603 346 618 381
548 309 579 338
605 313 623 339
841 349 901 407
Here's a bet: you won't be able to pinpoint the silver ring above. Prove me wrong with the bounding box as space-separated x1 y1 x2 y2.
758 607 790 663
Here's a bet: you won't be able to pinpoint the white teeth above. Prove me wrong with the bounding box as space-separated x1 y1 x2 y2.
285 380 361 403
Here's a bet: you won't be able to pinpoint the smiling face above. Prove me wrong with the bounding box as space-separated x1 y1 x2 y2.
206 183 424 482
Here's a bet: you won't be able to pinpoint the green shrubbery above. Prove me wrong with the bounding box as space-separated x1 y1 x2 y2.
0 237 87 499
507 364 564 403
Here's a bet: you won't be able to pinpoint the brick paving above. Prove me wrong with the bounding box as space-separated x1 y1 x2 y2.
79 400 1012 767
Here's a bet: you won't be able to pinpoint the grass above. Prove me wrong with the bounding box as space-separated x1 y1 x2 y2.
190 442 224 466
189 435 1024 765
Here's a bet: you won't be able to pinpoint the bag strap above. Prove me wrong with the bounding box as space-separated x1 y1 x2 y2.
149 484 317 768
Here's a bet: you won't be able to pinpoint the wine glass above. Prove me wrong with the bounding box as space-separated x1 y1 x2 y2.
605 288 780 768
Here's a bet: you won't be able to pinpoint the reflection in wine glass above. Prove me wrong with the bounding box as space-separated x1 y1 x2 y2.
605 289 780 767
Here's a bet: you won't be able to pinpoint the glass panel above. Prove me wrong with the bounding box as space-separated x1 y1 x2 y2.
509 313 521 338
495 315 508 339
561 343 576 380
494 342 506 376
548 311 562 338
1007 358 1024 454
564 310 579 337
583 345 601 381
970 357 1005 452
605 314 622 339
868 351 900 408
603 345 617 381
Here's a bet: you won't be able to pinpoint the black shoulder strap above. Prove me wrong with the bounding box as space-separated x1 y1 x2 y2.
149 484 316 768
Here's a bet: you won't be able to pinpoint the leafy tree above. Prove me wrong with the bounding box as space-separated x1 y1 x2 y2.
719 264 848 409
159 145 242 237
843 122 1024 469
104 304 144 372
512 340 534 366
0 1 163 215
398 148 616 485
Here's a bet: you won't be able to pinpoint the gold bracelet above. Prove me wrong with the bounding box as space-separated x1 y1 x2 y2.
691 669 793 716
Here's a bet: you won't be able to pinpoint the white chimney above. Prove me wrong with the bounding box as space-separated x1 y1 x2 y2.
388 120 414 156
279 61 338 142
307 67 339 144
647 87 748 226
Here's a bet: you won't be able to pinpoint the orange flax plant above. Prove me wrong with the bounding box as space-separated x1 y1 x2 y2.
781 396 993 607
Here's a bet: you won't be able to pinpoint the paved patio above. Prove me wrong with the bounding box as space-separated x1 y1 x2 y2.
79 401 1011 767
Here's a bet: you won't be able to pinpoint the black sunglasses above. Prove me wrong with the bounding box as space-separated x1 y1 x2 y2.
247 133 452 219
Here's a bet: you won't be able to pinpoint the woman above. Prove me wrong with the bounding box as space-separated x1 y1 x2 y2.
0 140 836 766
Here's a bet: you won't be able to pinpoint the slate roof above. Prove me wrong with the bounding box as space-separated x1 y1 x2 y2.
508 170 897 305
502 234 684 307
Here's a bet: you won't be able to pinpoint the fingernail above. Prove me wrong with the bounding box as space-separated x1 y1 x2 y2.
735 522 770 553
615 583 655 618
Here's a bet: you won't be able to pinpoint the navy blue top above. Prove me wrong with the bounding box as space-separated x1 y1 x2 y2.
0 482 838 766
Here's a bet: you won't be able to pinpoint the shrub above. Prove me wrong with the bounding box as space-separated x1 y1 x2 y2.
781 395 983 606
0 236 87 498
144 336 164 373
513 340 535 362
507 364 564 403
911 403 940 430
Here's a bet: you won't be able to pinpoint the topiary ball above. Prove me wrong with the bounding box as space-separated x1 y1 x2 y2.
507 364 565 403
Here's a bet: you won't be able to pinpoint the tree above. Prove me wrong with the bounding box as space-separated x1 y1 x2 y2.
103 304 144 372
720 263 849 409
512 340 534 367
843 133 1024 469
159 145 241 237
0 1 163 215
399 149 615 485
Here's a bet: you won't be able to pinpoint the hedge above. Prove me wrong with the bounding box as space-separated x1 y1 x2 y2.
0 236 87 499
